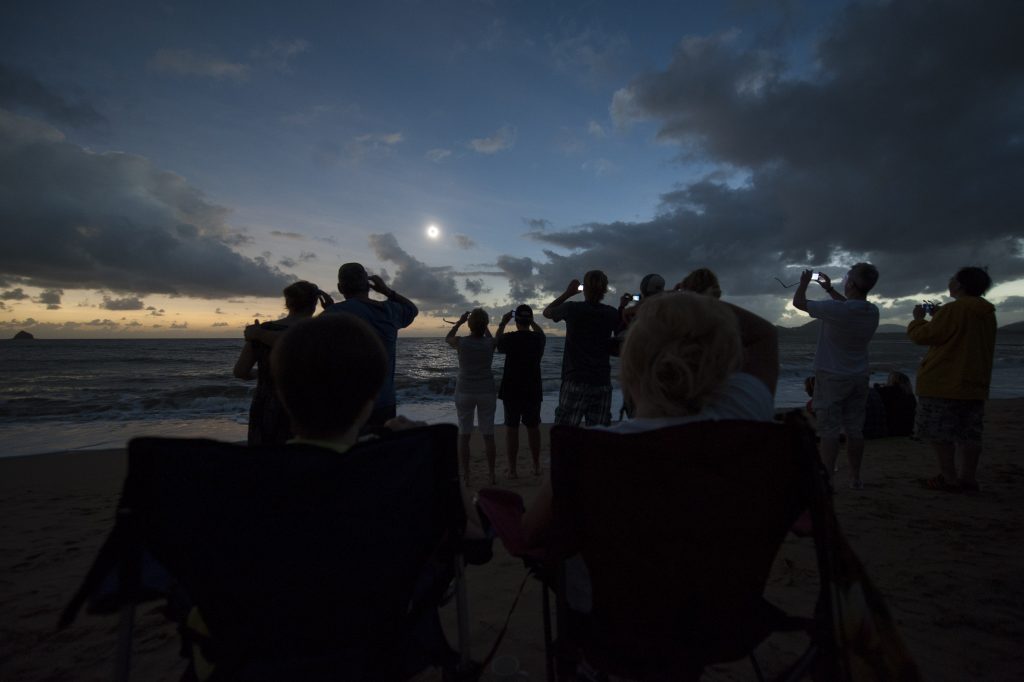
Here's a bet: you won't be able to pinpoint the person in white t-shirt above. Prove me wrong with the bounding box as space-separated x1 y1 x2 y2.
792 263 880 489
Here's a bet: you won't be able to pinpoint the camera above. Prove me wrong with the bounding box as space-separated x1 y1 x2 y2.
921 301 937 315
811 271 826 283
624 292 641 302
577 284 584 292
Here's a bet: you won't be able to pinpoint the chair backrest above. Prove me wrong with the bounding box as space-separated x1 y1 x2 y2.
115 424 462 678
548 419 809 676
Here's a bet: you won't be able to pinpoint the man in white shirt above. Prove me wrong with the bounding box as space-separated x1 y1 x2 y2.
793 263 880 489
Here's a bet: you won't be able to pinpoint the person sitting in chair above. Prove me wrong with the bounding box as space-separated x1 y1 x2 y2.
524 291 778 543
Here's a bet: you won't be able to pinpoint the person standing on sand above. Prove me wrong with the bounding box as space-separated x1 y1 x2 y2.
320 263 418 426
244 263 418 428
543 270 621 427
495 304 546 477
446 308 498 485
792 263 880 490
233 281 333 445
909 267 997 493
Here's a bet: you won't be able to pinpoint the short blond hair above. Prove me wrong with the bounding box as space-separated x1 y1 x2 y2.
620 292 741 416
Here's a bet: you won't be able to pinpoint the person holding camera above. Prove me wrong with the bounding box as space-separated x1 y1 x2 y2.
543 270 621 427
909 267 997 493
495 304 546 477
792 263 880 489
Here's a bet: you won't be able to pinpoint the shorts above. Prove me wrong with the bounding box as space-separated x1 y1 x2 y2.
915 397 985 444
502 397 542 428
454 392 496 435
813 370 869 439
554 381 612 427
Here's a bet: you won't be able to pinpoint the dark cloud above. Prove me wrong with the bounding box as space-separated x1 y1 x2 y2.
0 63 106 128
1 287 29 300
146 306 165 316
534 1 1024 302
299 251 317 262
496 255 539 302
212 321 229 327
102 295 145 311
524 217 551 230
37 288 62 309
279 257 297 268
368 232 470 313
270 230 305 239
170 321 188 329
454 234 476 250
0 111 293 298
464 278 487 296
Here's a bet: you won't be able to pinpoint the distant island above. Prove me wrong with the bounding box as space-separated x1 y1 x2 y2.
13 330 35 340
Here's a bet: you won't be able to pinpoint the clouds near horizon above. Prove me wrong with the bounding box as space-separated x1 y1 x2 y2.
0 110 293 298
515 0 1024 301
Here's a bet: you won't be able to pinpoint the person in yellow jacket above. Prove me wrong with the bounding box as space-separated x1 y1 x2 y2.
908 267 997 492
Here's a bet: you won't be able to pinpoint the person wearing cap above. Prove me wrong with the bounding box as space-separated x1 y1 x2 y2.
321 262 418 426
543 270 621 427
495 304 546 477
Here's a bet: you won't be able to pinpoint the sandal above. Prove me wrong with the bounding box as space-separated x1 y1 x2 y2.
920 474 962 492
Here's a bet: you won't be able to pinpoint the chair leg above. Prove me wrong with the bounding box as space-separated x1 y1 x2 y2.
541 582 554 682
115 602 135 682
749 653 766 682
454 554 472 674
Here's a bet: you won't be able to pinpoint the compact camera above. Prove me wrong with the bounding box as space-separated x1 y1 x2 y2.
624 293 641 302
811 271 827 283
921 301 937 315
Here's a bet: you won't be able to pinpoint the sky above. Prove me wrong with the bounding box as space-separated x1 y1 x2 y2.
1 0 1023 338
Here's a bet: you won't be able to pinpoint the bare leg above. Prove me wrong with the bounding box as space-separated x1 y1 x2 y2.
930 441 958 481
505 426 519 479
819 437 841 477
846 437 864 486
483 435 497 485
527 425 542 475
459 433 472 487
958 441 982 487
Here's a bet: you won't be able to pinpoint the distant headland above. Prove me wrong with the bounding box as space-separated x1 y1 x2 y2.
13 330 35 340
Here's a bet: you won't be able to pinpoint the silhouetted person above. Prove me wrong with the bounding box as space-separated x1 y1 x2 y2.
543 270 620 426
909 267 997 492
495 304 546 477
446 308 497 485
793 263 880 489
234 281 332 445
875 371 917 438
322 263 418 426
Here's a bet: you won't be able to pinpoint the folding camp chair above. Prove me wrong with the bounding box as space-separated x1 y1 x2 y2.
60 424 477 681
476 414 831 681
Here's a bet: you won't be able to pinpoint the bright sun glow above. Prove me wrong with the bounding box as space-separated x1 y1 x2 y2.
426 224 440 239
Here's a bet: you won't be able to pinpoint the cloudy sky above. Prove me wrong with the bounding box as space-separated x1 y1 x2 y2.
1 0 1022 338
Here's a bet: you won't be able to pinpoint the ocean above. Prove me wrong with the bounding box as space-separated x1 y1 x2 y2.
1 334 1023 457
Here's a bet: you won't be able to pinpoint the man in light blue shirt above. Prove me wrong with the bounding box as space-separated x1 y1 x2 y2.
322 263 418 426
793 263 880 489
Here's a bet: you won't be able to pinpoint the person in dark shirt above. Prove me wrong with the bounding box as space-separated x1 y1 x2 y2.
543 270 621 426
233 281 332 445
875 371 917 438
495 304 546 477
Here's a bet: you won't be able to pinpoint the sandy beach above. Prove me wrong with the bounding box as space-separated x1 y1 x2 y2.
2 401 1023 681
